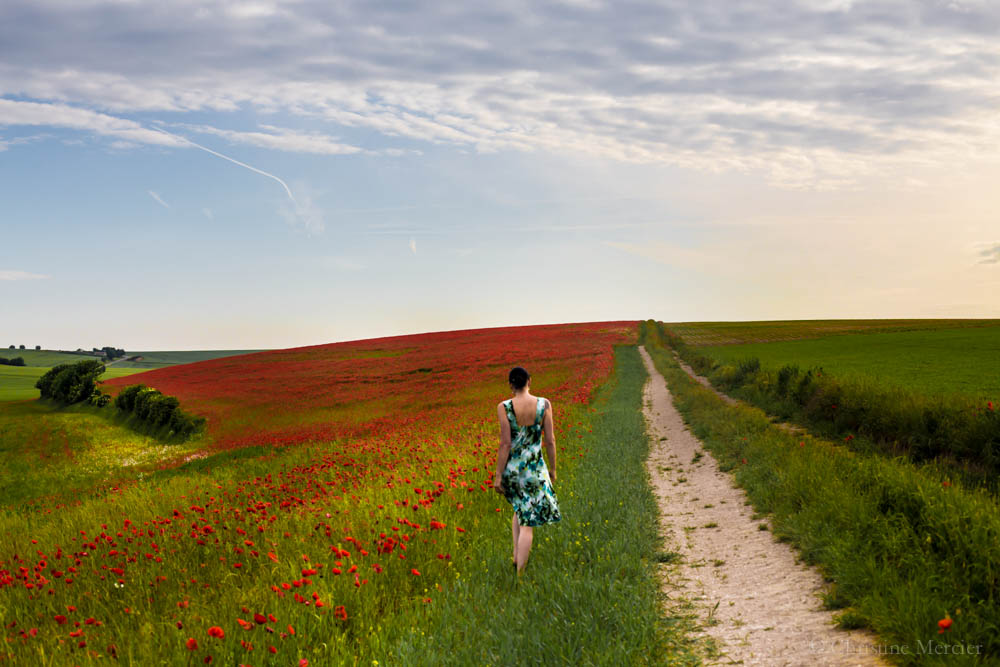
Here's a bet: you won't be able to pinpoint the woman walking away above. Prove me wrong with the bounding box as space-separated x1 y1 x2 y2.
493 366 561 574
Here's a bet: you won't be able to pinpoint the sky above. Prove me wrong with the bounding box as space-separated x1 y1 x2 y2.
2 0 999 350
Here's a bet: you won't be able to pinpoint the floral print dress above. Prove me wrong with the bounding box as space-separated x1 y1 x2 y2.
501 397 561 527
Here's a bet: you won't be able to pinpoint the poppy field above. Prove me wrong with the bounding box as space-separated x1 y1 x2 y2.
0 321 696 665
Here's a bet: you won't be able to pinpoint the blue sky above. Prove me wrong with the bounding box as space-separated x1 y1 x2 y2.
2 0 999 350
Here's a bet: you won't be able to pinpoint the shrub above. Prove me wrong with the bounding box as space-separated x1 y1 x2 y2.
35 359 105 404
113 384 205 439
776 364 799 397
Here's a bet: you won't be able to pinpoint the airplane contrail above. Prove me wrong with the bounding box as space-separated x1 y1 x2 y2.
149 125 299 208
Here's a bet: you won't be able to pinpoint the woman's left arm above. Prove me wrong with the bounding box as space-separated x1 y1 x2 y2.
493 403 512 494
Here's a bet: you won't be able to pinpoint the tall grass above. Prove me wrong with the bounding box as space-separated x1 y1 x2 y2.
642 322 1000 665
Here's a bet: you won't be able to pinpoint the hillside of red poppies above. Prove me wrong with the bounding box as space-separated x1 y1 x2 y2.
103 321 637 453
0 321 638 664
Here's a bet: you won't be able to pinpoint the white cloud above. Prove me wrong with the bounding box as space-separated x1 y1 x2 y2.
178 123 362 155
202 207 213 220
409 238 417 254
0 269 49 280
147 190 170 208
0 98 184 147
4 2 1000 187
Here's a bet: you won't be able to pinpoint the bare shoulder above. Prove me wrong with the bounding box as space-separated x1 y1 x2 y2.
542 397 553 410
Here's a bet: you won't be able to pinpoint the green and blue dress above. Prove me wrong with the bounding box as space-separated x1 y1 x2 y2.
500 397 561 527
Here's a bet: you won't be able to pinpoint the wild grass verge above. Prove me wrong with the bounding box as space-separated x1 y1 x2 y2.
641 322 1000 665
654 322 1000 493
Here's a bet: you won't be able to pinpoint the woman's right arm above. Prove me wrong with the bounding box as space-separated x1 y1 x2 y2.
493 403 512 494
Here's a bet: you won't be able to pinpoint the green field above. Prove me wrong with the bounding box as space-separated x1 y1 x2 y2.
699 325 1000 400
0 365 150 401
0 348 266 370
109 349 266 369
668 318 1000 346
0 349 110 367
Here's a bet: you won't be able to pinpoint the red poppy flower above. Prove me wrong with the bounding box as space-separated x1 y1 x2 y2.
253 613 266 625
938 618 952 633
207 626 225 638
186 638 199 650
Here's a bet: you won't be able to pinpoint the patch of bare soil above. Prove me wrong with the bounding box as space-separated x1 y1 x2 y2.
641 346 887 666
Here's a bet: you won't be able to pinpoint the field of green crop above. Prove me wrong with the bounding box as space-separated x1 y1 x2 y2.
668 318 1000 346
0 349 110 367
110 349 266 369
699 325 1000 400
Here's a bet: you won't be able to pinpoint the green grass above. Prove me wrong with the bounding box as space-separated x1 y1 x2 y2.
0 366 149 401
0 399 203 507
642 322 1000 665
701 326 1000 400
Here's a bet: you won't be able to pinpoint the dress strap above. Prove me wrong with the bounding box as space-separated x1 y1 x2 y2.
535 397 545 426
504 400 517 428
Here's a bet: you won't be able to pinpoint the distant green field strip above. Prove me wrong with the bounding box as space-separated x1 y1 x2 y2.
111 349 266 368
670 318 1000 346
0 366 148 401
703 326 1000 399
0 349 109 367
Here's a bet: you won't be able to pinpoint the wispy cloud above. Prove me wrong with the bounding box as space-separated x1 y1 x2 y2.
202 207 213 220
0 99 185 147
0 269 49 281
147 190 170 209
409 238 417 254
178 123 362 155
978 242 1000 264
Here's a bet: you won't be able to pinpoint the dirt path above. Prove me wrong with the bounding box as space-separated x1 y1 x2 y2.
640 346 887 666
671 352 807 437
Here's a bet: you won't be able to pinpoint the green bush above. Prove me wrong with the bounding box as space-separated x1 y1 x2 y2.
113 384 205 439
35 359 105 404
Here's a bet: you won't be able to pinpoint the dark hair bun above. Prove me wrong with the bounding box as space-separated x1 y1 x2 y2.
508 366 530 390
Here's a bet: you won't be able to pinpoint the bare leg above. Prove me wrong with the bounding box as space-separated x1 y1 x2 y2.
511 513 520 563
515 525 533 572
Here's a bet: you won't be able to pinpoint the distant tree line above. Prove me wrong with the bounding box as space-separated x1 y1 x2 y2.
96 346 126 359
114 385 206 437
0 357 25 366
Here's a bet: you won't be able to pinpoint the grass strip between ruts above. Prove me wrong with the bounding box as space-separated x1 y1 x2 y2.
641 322 1000 666
377 344 701 665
